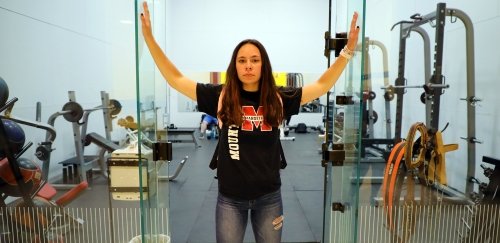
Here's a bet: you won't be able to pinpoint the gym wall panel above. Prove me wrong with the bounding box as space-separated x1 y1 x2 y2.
0 0 138 181
168 0 329 74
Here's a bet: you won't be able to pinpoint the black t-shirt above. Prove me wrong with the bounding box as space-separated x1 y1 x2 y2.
196 83 302 199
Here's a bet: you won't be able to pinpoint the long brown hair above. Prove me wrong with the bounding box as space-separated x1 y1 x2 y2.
218 39 283 127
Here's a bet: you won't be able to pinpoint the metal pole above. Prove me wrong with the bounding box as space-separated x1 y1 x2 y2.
322 0 333 241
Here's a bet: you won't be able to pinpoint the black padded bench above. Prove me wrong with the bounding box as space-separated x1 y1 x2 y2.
157 128 200 148
86 132 121 152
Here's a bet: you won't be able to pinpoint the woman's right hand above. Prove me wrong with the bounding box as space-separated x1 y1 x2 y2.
140 1 153 38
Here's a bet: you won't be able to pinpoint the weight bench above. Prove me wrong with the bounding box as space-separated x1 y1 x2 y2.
157 128 200 148
86 132 121 152
59 133 121 183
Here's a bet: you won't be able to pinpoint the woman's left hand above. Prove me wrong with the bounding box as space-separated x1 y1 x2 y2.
346 12 361 51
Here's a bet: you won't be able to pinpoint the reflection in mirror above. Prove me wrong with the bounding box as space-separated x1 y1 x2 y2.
177 72 326 113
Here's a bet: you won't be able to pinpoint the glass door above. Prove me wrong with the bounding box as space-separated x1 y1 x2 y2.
323 0 366 242
134 0 170 242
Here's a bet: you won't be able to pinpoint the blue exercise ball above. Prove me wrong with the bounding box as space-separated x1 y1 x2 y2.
0 119 26 157
0 76 8 108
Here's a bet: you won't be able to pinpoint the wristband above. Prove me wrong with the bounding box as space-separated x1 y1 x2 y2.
339 46 355 60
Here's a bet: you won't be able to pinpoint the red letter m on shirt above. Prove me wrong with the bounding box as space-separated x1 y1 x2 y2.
241 106 272 131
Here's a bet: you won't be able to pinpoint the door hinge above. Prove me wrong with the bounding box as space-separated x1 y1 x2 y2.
322 143 345 167
332 202 345 213
336 95 354 105
152 141 172 161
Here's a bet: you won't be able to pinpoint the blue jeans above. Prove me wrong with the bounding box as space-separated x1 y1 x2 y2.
216 190 283 243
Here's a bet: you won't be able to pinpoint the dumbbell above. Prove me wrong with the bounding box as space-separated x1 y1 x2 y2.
109 99 122 116
61 101 84 122
85 99 122 117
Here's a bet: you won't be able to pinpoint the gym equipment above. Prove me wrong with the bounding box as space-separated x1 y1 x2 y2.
279 119 295 141
48 91 121 188
391 2 478 197
0 119 25 157
355 38 396 174
117 116 189 181
295 123 308 133
157 155 188 182
205 126 218 139
301 98 322 113
381 121 459 241
61 101 84 122
118 116 153 147
85 132 120 152
108 145 154 201
425 129 458 185
286 73 303 88
460 156 500 242
0 157 42 197
0 96 87 242
108 139 181 198
0 76 8 109
364 39 391 140
161 127 200 147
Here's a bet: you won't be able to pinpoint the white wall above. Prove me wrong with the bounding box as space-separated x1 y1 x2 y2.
0 0 138 179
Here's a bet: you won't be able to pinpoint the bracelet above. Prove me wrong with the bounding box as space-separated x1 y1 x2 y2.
339 46 355 60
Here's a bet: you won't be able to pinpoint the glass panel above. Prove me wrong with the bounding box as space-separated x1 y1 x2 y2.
0 1 154 242
355 2 499 243
135 0 170 242
323 0 366 242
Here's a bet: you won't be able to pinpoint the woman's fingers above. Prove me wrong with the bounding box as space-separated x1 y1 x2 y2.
142 2 149 21
141 1 151 32
143 1 149 16
347 12 360 50
350 12 358 32
350 12 360 38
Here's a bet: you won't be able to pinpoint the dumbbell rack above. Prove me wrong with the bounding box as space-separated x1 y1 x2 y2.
55 91 115 189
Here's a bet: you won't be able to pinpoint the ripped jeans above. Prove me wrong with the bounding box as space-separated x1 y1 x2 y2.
216 190 283 243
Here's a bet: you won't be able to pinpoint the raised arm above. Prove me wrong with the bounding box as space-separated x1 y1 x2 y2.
140 1 197 101
301 12 360 105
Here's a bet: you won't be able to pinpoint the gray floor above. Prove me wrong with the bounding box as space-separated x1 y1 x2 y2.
0 127 397 243
168 131 325 243
25 130 500 243
46 130 386 242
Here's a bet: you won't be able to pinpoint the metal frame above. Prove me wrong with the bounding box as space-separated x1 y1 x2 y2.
52 91 117 189
359 37 394 162
393 3 477 196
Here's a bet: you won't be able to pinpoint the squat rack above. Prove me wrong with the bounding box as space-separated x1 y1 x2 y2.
392 2 478 197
